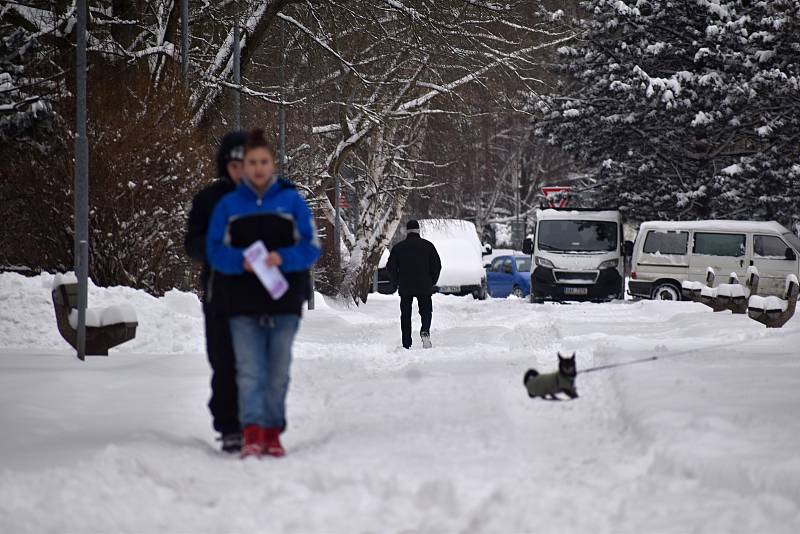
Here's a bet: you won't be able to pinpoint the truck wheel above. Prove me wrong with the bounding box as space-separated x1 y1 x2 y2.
651 282 681 301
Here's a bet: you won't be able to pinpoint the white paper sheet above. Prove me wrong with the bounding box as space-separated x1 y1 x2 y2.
243 240 289 300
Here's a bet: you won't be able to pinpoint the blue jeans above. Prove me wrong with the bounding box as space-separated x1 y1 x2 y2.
229 314 299 430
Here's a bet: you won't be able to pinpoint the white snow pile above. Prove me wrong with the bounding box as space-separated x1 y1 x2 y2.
1 272 800 533
67 304 138 328
51 272 78 288
748 295 788 313
700 285 717 298
716 283 746 298
681 280 704 291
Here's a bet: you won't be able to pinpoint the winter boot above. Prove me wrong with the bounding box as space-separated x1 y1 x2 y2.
421 331 432 349
220 432 243 454
241 425 264 459
262 428 286 457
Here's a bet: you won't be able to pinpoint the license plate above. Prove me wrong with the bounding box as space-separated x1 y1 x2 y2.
439 286 460 293
564 287 588 296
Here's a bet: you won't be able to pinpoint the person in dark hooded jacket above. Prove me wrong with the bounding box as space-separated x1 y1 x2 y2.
184 131 246 453
386 220 442 349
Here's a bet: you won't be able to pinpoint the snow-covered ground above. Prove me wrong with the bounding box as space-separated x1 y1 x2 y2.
1 272 799 533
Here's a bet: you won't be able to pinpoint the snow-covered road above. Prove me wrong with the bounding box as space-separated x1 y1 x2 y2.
1 272 799 533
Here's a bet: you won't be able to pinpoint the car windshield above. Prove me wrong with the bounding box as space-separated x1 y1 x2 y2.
515 257 531 272
783 232 800 254
537 220 618 253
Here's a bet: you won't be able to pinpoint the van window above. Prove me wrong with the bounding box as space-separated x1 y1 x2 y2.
643 231 688 255
754 235 789 258
693 232 746 257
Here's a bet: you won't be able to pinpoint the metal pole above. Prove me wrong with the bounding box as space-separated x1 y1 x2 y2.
278 23 286 172
515 152 521 247
308 268 315 310
75 0 89 361
353 177 360 233
334 172 341 267
232 1 241 130
181 0 189 80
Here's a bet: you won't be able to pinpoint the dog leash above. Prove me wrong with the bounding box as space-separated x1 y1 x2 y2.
577 334 786 375
579 355 660 374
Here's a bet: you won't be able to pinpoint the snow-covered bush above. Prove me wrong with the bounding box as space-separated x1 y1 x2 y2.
532 0 800 227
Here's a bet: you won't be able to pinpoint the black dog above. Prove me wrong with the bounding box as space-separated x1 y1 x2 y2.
524 352 579 400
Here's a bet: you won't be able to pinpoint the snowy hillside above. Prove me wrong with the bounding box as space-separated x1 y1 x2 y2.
1 272 799 533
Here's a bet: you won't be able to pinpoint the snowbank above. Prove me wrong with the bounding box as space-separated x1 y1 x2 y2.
1 272 800 533
0 272 204 354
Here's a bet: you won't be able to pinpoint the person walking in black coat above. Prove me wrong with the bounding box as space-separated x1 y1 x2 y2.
184 131 247 453
386 220 442 349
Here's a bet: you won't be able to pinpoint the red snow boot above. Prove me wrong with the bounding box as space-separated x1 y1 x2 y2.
262 428 285 457
241 425 264 459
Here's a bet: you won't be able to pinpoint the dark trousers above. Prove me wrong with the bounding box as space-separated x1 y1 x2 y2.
204 306 240 435
400 293 433 348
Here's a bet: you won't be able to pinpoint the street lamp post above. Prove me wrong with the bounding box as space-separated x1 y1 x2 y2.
232 1 241 129
74 0 89 361
181 0 189 80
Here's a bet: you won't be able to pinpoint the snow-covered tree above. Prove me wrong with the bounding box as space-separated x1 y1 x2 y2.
274 1 576 300
532 0 800 228
1 1 577 299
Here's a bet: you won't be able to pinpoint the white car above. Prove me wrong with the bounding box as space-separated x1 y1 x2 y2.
418 219 490 299
629 220 800 300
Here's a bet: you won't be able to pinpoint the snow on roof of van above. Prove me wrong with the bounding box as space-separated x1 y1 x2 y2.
418 219 479 240
639 220 789 234
535 208 621 222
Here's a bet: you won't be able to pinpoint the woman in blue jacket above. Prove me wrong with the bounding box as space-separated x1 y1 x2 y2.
207 129 320 458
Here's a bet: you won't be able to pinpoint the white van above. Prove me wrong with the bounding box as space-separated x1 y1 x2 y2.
419 219 490 299
630 220 800 300
522 209 631 302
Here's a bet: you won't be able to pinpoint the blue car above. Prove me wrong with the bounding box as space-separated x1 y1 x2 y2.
486 255 531 298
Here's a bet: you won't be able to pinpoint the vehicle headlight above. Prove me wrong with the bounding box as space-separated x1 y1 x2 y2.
598 259 619 270
535 256 555 269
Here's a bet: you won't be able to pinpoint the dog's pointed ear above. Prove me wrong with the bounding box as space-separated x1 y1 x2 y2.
557 352 564 360
571 352 576 360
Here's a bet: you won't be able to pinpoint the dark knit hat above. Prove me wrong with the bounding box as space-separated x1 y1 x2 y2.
406 220 420 230
216 131 247 179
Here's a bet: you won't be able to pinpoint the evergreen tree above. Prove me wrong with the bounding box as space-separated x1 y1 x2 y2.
532 0 800 229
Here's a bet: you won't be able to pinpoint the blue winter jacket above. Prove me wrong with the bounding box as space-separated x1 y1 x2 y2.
206 177 320 316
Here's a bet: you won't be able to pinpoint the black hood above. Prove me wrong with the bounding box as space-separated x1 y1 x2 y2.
216 131 247 180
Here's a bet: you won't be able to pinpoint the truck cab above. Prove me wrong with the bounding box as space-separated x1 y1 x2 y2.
523 209 631 302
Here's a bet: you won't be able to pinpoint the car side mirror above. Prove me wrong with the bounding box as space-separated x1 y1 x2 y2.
622 240 634 257
786 247 797 261
482 243 493 256
522 238 533 255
